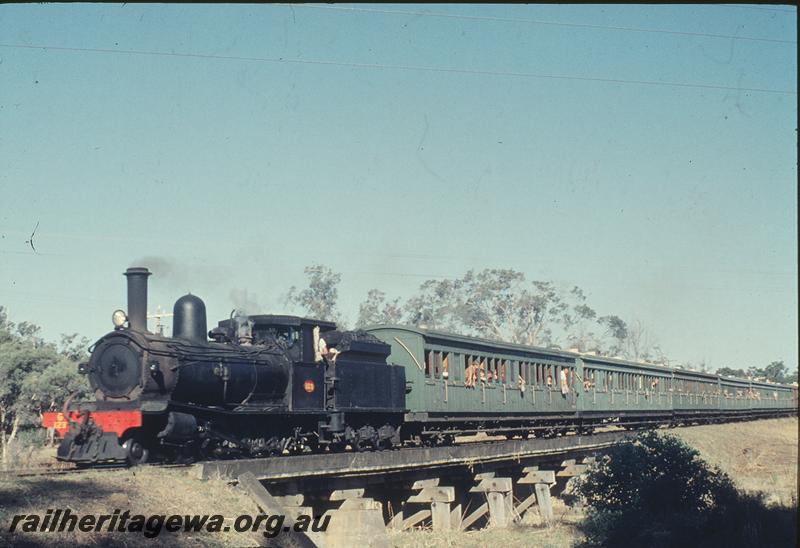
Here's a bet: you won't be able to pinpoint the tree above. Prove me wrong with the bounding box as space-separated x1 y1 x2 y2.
462 272 571 347
285 265 343 324
517 280 568 347
402 270 578 347
716 366 748 379
356 289 403 328
626 319 655 362
463 275 570 347
763 360 788 383
561 286 600 352
403 277 465 332
598 315 628 357
401 269 636 351
59 333 92 362
0 309 89 464
459 269 526 341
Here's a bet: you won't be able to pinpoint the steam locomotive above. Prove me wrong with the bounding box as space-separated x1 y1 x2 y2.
43 267 405 464
43 267 797 466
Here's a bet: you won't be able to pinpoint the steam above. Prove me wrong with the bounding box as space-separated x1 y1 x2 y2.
229 288 264 316
131 256 269 317
131 256 191 290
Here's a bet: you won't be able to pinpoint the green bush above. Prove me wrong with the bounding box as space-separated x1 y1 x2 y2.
574 431 797 548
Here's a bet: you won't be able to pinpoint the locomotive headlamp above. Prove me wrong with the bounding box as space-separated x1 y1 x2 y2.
112 309 128 328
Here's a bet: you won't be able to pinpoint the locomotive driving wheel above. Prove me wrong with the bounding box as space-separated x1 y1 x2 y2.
122 438 149 465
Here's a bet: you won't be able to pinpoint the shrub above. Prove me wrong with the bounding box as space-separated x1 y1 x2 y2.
574 431 797 548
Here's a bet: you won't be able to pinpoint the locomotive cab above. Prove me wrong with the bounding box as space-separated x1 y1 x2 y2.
215 315 336 363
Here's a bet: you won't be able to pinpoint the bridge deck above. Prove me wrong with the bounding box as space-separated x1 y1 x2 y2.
194 430 632 481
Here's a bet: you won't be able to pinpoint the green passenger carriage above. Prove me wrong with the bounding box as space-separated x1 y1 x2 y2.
365 325 797 441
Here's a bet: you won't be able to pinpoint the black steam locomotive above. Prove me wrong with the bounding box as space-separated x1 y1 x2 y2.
44 267 405 464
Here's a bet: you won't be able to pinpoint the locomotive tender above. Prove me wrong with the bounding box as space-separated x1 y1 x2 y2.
43 267 797 465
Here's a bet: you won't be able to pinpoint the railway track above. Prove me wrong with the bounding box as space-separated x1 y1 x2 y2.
1 462 191 479
0 433 621 480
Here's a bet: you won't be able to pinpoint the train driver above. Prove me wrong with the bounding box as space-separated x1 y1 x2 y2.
317 337 340 364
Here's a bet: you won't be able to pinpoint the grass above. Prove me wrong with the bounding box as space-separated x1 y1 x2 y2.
0 467 258 547
669 417 797 506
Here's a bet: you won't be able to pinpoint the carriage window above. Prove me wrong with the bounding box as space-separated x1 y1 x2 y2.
443 352 452 380
433 351 441 379
499 359 507 383
424 350 432 377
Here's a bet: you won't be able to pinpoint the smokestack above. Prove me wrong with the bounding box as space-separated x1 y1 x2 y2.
124 267 151 332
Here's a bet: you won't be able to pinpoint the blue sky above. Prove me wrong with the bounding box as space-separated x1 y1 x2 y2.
0 4 796 371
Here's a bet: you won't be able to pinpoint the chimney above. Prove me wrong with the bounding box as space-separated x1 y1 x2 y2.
124 267 151 332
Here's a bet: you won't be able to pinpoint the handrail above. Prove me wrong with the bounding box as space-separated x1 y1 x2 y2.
393 337 424 372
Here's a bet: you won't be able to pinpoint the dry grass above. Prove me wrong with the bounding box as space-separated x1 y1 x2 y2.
669 417 798 505
388 523 579 548
0 467 258 547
